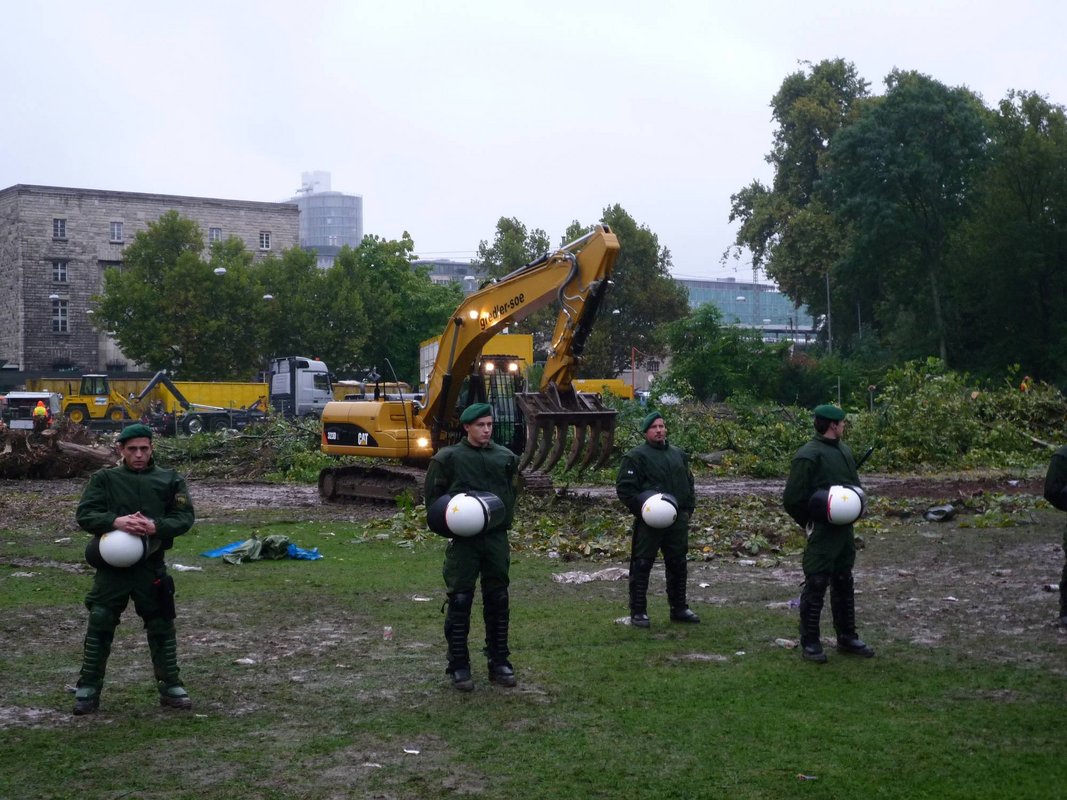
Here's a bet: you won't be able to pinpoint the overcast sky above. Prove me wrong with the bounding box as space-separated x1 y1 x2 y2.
3 1 1065 281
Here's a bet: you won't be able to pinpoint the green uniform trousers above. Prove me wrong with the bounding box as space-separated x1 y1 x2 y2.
443 530 510 594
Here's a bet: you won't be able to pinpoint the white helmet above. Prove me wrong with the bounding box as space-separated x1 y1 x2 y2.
640 493 679 529
444 492 506 537
97 530 149 567
809 485 866 525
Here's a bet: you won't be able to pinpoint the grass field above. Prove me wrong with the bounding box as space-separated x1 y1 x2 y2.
2 481 1066 799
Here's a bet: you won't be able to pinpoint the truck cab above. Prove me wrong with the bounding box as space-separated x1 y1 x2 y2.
269 357 333 419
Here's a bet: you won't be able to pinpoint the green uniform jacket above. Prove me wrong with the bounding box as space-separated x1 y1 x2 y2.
425 439 519 534
783 434 861 534
1044 445 1067 512
76 460 195 552
616 440 696 517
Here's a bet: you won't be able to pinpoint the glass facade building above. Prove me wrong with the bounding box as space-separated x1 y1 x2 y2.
678 278 818 344
288 172 363 268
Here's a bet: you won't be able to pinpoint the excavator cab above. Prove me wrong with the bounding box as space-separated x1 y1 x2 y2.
452 355 527 454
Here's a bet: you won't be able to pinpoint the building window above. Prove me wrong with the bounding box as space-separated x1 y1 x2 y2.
110 221 123 242
52 299 69 333
209 227 222 243
52 260 68 282
259 231 271 250
53 218 66 239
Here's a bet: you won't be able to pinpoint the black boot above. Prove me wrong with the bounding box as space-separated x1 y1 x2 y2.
1059 562 1067 626
830 571 875 657
483 587 516 687
146 617 192 709
665 556 700 623
628 557 655 627
799 573 829 663
444 592 474 691
74 606 116 715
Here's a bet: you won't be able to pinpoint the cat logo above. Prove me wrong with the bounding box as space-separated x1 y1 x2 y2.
358 432 369 446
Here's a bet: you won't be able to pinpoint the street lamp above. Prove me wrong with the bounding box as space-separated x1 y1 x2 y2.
48 293 60 300
824 271 833 354
213 267 227 276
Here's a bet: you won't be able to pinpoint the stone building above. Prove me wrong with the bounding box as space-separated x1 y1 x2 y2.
0 184 299 375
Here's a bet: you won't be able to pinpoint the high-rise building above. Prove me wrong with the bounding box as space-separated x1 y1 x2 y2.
288 171 363 268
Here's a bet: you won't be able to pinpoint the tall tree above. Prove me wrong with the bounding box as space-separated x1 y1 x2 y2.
565 204 690 378
332 233 462 383
94 211 265 379
824 70 990 364
729 59 870 329
254 246 340 363
948 91 1067 382
471 217 555 359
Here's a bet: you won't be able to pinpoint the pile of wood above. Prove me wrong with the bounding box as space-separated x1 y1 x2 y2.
0 423 117 479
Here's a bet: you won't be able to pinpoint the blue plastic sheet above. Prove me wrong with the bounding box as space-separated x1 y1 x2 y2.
200 538 323 561
287 543 323 560
200 540 246 558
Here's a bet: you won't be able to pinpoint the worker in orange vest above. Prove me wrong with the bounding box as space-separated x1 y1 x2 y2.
33 400 50 433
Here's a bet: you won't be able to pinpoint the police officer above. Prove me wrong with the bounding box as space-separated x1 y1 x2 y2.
1043 444 1067 626
425 403 520 691
72 423 195 714
616 410 699 628
783 404 874 663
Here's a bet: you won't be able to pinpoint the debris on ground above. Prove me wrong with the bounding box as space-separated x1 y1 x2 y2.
552 567 629 584
0 424 115 479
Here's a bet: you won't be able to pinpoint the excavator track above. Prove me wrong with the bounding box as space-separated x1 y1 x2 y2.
318 464 428 504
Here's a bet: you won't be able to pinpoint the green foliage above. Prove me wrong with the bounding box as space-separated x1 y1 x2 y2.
472 217 555 359
95 212 265 379
575 205 691 378
826 70 991 364
664 304 791 402
153 416 332 481
332 234 463 383
729 58 869 312
734 61 1067 387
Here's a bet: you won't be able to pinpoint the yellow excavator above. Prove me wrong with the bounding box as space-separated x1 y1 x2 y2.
318 225 621 503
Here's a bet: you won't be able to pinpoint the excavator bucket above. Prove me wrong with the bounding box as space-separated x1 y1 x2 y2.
514 384 617 475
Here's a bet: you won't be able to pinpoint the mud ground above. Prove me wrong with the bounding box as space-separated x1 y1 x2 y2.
1 471 1064 738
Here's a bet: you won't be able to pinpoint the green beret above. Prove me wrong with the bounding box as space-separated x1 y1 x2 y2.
640 410 664 433
117 423 154 443
813 404 846 421
459 403 493 424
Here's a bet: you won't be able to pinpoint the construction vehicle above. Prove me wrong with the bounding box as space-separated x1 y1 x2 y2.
1 391 62 430
29 356 332 433
318 225 621 503
572 378 634 400
29 374 141 425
